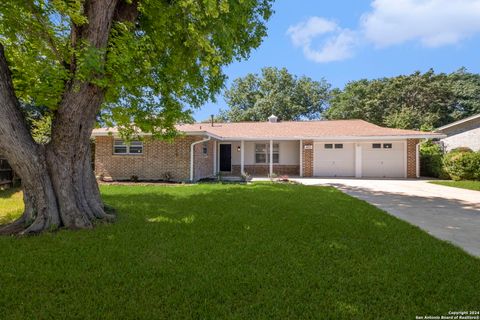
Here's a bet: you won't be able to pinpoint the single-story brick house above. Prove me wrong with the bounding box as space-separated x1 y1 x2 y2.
92 116 444 182
435 113 480 152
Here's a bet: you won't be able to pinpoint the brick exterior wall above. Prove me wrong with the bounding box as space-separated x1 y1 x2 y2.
406 138 420 178
231 165 299 176
193 139 215 181
302 140 313 177
94 135 213 182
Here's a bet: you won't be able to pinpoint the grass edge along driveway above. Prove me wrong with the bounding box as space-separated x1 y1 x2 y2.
430 180 480 191
0 183 479 320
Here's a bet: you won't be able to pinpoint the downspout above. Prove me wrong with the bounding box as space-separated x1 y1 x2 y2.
190 136 211 182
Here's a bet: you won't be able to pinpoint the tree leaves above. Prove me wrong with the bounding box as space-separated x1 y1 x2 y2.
326 69 480 130
219 67 331 122
0 0 274 137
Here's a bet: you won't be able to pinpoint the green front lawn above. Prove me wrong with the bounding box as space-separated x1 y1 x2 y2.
0 183 479 319
430 180 480 191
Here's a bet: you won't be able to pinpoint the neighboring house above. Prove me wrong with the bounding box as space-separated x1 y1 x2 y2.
92 116 444 182
435 114 480 152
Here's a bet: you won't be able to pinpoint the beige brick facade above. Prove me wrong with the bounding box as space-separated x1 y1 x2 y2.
94 135 214 182
193 139 215 181
302 140 314 177
406 138 420 178
94 135 421 181
231 164 299 176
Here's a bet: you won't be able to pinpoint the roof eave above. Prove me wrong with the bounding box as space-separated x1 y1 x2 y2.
211 134 446 141
435 114 480 131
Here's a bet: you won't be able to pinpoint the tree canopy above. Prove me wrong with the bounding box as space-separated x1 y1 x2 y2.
218 67 331 121
325 69 480 130
0 0 274 234
1 0 273 137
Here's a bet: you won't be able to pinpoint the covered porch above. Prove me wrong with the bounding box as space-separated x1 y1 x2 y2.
212 139 302 177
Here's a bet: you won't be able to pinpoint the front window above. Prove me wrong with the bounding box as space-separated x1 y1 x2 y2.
202 142 208 156
255 143 279 164
114 139 143 155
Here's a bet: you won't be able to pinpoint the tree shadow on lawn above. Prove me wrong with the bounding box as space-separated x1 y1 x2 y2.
0 183 479 319
0 187 20 199
322 183 480 257
96 183 480 316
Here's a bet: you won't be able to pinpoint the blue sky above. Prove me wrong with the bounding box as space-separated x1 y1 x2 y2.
193 0 480 121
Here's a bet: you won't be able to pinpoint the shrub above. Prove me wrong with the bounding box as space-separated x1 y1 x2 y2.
450 147 473 154
240 172 251 182
162 172 172 182
443 150 480 181
420 141 447 178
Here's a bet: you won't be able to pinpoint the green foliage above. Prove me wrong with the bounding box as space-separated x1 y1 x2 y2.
0 0 273 137
218 67 331 121
419 141 447 178
326 69 480 130
1 184 480 318
19 104 52 144
443 149 480 181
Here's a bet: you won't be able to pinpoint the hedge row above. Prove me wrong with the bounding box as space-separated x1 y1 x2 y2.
420 142 480 180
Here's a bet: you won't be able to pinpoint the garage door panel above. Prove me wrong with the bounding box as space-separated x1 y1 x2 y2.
361 142 405 178
314 142 355 177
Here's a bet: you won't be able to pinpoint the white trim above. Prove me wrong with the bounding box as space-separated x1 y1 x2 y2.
93 130 445 141
112 139 144 155
403 141 407 178
240 140 245 175
190 136 211 181
269 140 273 176
214 134 444 141
355 144 362 178
299 139 303 177
213 140 217 176
436 113 480 131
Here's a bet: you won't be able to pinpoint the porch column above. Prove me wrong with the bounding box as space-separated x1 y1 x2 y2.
213 140 217 175
299 139 303 177
269 139 273 176
240 140 245 175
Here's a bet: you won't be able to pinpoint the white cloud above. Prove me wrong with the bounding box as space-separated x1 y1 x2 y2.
287 17 357 63
287 0 480 63
361 0 480 47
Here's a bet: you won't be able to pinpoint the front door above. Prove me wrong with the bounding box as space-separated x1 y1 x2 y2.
219 144 232 172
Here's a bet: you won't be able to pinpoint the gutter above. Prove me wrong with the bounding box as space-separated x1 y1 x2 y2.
190 136 211 182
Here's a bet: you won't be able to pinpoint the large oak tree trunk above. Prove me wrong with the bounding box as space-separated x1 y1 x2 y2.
0 45 111 234
0 0 134 234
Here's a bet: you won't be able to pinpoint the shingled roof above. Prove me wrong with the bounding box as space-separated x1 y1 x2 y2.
92 119 444 140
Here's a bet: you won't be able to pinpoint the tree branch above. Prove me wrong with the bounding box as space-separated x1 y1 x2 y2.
0 43 39 173
29 5 68 69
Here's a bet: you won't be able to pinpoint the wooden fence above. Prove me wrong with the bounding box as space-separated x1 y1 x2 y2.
0 156 14 188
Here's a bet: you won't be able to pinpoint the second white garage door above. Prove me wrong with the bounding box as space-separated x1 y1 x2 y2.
361 142 405 178
313 142 355 177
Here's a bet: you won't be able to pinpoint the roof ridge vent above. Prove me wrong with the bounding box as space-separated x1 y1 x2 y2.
268 114 278 123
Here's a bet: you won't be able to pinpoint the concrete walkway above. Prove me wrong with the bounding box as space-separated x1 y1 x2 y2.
292 178 480 257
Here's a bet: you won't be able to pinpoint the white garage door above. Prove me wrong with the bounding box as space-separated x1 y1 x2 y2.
361 142 405 178
313 142 355 177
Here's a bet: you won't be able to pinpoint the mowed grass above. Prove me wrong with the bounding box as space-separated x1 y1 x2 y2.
0 188 24 225
430 180 480 191
0 183 479 319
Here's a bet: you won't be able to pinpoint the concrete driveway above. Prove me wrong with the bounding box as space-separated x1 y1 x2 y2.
293 178 480 257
